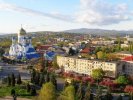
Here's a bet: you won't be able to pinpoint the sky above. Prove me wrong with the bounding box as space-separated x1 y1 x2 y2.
0 0 133 33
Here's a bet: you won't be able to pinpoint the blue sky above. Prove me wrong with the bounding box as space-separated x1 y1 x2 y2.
0 0 133 33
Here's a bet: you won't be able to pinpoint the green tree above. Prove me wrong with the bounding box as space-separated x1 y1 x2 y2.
50 74 57 89
35 58 45 71
95 86 102 100
92 68 105 82
11 89 15 96
116 75 129 85
45 72 50 82
71 79 78 92
94 47 101 54
117 38 121 51
31 69 36 83
76 83 84 100
26 83 31 92
16 73 22 85
0 47 5 57
59 85 76 100
52 55 59 69
97 51 104 59
39 73 45 86
69 48 75 56
31 86 36 96
38 82 56 100
63 81 69 90
11 73 15 86
84 83 92 100
35 72 40 85
7 74 11 86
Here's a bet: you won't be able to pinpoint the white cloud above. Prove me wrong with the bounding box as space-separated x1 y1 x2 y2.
76 0 131 25
0 0 132 26
0 1 73 22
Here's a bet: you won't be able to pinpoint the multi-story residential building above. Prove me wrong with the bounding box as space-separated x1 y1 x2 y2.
114 51 132 59
92 40 115 46
122 56 133 77
57 56 123 78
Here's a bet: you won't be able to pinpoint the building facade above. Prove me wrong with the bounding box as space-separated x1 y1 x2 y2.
57 56 123 78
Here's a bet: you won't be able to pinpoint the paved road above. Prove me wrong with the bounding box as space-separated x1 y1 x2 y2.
0 62 31 81
57 77 65 91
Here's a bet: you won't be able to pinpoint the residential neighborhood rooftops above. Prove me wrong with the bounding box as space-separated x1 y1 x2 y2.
122 56 133 62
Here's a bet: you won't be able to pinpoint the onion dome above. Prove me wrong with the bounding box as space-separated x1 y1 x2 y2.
18 28 26 36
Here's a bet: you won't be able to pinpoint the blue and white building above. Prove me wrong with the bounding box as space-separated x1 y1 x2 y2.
9 28 39 60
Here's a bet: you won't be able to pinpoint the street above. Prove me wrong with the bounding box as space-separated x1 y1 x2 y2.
0 62 31 81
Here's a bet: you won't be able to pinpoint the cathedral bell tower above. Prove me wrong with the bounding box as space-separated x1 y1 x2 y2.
18 27 27 44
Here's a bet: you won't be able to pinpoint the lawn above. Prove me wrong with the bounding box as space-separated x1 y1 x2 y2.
0 84 34 99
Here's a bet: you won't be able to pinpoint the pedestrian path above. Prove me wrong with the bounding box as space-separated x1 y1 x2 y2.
0 96 31 100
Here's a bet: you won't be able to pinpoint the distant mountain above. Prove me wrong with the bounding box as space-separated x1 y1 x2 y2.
64 28 133 36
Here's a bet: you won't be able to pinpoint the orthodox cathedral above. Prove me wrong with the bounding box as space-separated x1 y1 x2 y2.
8 28 39 60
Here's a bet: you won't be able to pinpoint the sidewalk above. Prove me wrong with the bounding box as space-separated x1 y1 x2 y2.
0 96 32 100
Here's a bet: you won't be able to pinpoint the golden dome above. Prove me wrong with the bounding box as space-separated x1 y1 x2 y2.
18 28 26 35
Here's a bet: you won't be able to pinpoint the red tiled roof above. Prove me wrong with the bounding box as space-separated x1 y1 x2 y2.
122 56 133 61
80 48 92 53
80 48 90 53
37 45 52 50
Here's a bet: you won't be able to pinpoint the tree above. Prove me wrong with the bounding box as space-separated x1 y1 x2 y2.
117 38 121 51
68 48 75 56
11 89 15 96
52 55 59 69
31 69 36 83
38 82 56 100
92 68 105 83
76 83 84 100
31 86 36 96
35 72 40 85
116 75 129 85
95 86 102 100
27 83 31 92
45 72 50 82
16 73 22 84
71 79 78 92
84 83 93 100
94 47 101 54
39 74 45 86
7 74 11 86
44 60 48 68
97 51 104 59
106 53 118 61
63 81 69 90
50 74 57 89
35 58 45 71
0 47 5 57
59 85 76 100
11 73 15 86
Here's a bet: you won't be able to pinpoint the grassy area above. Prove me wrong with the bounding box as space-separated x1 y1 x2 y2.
0 84 34 99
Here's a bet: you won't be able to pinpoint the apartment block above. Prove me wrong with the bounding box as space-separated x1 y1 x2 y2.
57 56 124 78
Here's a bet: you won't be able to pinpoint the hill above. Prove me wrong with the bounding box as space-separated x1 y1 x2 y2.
64 28 133 36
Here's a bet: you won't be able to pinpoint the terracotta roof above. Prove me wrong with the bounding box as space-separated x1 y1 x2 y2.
37 45 52 50
122 56 133 62
80 47 94 53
